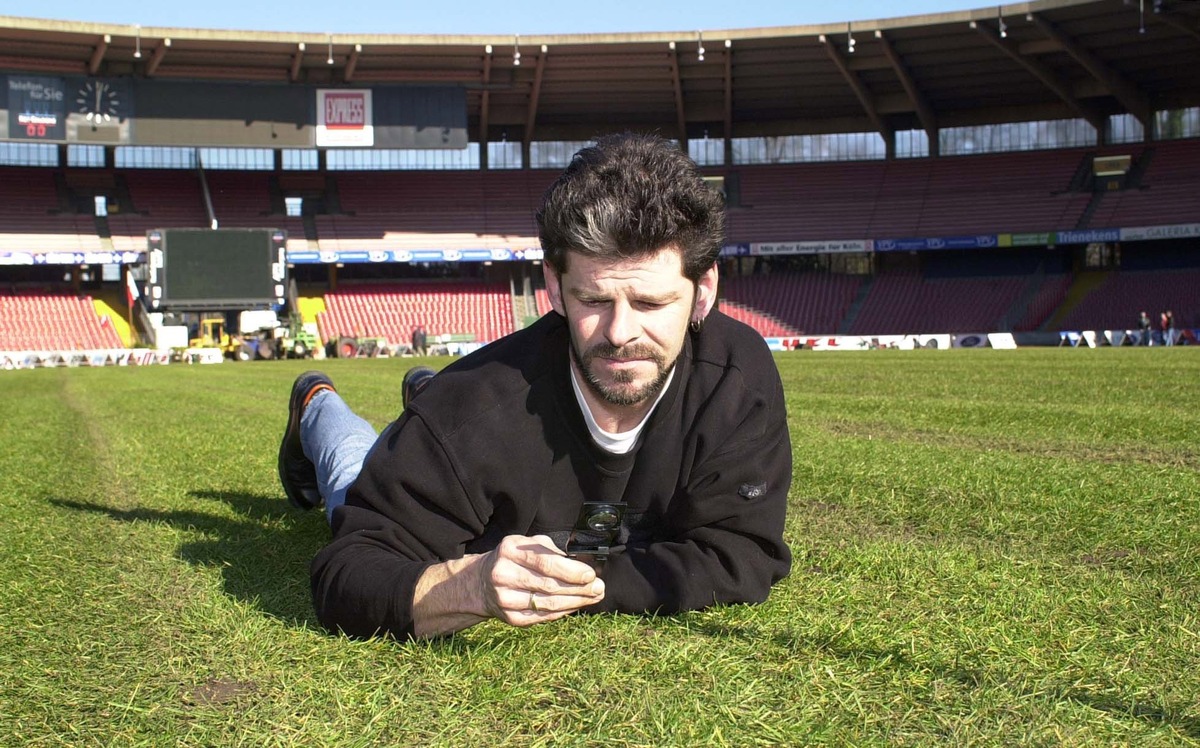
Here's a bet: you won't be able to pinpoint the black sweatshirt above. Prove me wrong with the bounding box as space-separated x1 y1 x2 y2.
311 311 792 638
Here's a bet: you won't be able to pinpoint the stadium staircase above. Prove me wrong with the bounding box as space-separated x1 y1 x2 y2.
998 259 1047 331
534 289 552 317
1012 271 1073 332
1124 147 1155 189
296 294 327 326
1065 151 1096 193
1040 270 1108 331
716 301 799 337
836 275 875 335
90 290 132 346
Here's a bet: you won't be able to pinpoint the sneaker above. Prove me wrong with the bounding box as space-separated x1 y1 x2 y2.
402 365 437 410
278 371 336 510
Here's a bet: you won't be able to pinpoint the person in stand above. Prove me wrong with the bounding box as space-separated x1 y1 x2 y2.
277 133 792 641
1137 311 1152 346
411 324 428 356
1161 310 1175 347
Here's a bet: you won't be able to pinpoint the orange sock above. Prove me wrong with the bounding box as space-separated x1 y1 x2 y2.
302 383 335 410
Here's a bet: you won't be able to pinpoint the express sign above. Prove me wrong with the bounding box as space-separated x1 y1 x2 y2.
323 93 366 128
316 89 373 146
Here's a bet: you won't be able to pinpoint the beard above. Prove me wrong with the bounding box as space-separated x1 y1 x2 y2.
570 338 674 407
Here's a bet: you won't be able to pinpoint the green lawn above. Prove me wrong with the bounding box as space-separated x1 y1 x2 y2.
2 349 1198 746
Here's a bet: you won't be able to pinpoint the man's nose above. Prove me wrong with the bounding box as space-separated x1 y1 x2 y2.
603 303 639 348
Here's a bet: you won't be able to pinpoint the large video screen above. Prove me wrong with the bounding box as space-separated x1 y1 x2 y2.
151 228 286 310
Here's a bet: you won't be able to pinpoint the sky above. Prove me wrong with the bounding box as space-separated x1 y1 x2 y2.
22 0 994 36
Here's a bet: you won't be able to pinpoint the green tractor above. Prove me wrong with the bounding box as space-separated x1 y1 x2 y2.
242 319 319 360
276 321 319 359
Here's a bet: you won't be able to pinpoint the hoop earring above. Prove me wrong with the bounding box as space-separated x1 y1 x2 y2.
689 318 704 334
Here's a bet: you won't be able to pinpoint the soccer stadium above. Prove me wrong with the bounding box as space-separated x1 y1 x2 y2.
2 1 1199 744
1 0 1198 361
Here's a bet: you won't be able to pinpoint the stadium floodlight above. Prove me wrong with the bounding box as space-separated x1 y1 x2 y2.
513 34 521 66
697 31 705 62
327 34 334 65
1139 0 1146 33
847 22 856 53
998 6 1007 38
133 25 142 59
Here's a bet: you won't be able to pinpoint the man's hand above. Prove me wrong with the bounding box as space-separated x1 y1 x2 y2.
480 535 605 626
412 534 605 638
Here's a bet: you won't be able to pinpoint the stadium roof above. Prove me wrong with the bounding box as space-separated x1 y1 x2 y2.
2 0 1198 150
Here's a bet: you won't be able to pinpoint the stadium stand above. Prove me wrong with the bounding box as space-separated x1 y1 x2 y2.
109 170 208 252
719 273 860 334
1087 139 1200 229
1 2 1198 355
1056 268 1200 331
847 272 1027 335
317 281 515 347
315 170 548 252
0 168 102 254
715 301 799 337
723 147 1096 243
0 290 123 350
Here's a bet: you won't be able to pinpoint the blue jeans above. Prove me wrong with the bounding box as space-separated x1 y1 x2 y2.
301 390 378 523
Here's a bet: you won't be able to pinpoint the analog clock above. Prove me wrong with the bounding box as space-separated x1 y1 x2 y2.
76 80 121 123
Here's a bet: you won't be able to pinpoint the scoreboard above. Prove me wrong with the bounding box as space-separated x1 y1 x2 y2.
7 76 68 141
146 228 287 311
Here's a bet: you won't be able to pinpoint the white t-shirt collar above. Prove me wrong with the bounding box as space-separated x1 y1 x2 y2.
569 365 675 455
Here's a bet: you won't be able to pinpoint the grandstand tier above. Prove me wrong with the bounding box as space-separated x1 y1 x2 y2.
317 281 515 348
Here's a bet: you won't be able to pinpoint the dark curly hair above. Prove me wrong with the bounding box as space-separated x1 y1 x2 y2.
536 133 725 282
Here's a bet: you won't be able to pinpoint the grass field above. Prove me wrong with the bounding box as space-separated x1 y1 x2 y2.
2 349 1198 746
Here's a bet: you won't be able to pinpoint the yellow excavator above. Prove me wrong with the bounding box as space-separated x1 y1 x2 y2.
189 317 251 360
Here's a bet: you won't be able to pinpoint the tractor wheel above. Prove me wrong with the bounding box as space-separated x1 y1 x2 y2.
338 337 357 358
291 341 308 359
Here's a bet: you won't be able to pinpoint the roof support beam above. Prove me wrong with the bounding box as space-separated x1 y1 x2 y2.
1153 10 1200 44
289 43 305 82
875 30 938 156
723 41 733 165
971 20 1105 134
819 34 894 158
522 46 547 162
668 45 687 152
1027 13 1151 133
88 34 110 75
344 44 362 82
479 46 493 169
145 39 170 77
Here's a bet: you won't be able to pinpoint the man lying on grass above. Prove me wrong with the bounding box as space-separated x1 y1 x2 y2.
278 133 792 640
